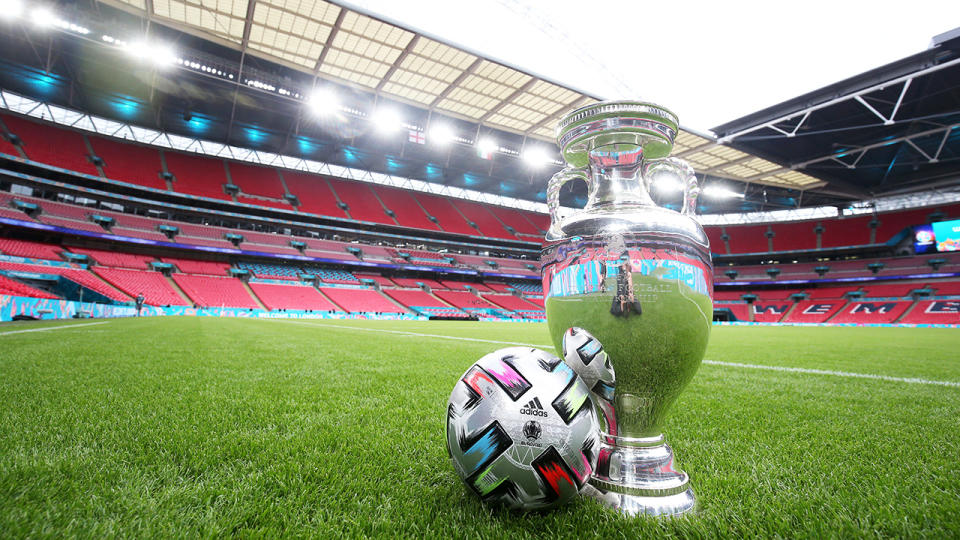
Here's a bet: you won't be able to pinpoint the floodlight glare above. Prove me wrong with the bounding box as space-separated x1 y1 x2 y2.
372 107 402 134
477 137 498 156
30 7 53 27
653 174 683 193
307 87 340 116
703 185 744 199
521 146 550 168
428 124 455 146
0 0 24 19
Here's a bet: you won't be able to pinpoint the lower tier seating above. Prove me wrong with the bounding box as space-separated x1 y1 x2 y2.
319 287 405 313
249 282 341 311
899 300 960 324
172 274 259 309
93 267 188 306
829 301 912 324
0 274 59 299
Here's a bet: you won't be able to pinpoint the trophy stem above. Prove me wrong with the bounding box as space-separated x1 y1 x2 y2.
587 432 696 517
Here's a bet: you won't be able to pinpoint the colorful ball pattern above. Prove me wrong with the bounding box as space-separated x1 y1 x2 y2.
446 347 599 511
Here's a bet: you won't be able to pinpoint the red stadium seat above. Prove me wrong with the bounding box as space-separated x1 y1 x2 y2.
1 115 99 175
90 136 167 190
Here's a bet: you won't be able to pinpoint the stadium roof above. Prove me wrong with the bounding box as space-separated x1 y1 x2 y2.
713 28 960 204
96 0 824 195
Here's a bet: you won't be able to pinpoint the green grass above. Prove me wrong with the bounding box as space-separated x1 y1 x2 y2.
1 317 959 538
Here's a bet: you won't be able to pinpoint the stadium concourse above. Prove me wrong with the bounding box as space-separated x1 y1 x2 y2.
0 111 959 324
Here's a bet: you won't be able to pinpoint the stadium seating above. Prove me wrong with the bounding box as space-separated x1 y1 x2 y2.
433 290 501 311
714 302 751 321
314 269 359 284
930 281 960 296
354 273 396 287
0 260 130 302
93 267 188 306
898 300 960 324
237 262 300 280
861 283 922 297
383 288 466 317
1 114 99 176
752 302 790 323
319 287 405 313
172 274 259 308
371 185 440 231
0 274 59 299
249 282 341 311
487 205 542 237
390 277 445 289
820 215 872 248
89 136 167 190
161 257 230 276
327 177 393 224
228 162 287 199
450 199 514 239
67 247 155 269
829 300 912 324
413 193 477 236
782 300 846 323
770 221 818 251
165 151 232 201
282 172 348 218
483 294 541 312
0 238 63 261
704 227 727 255
724 224 769 254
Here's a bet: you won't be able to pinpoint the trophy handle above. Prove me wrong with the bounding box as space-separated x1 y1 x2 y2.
642 158 700 216
546 167 590 241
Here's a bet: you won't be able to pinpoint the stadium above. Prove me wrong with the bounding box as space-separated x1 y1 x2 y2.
1 0 958 536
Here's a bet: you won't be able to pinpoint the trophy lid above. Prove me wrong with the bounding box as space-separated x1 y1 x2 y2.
556 101 679 168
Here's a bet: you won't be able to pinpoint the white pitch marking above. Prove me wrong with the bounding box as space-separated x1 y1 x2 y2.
703 360 960 388
269 319 960 388
0 321 109 336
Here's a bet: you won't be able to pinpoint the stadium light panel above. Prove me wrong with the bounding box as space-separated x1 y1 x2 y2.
124 41 176 67
703 184 745 199
0 0 24 19
521 146 551 168
428 123 455 146
372 107 403 134
477 137 498 158
307 88 340 117
30 7 53 27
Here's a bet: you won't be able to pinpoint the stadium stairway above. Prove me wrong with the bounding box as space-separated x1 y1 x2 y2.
241 280 268 310
315 287 347 312
165 275 194 305
377 289 414 314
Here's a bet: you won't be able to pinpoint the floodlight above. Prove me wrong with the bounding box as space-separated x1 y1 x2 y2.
477 137 498 157
30 7 53 27
124 41 176 67
653 174 683 193
428 123 455 146
371 107 403 134
703 184 744 199
0 0 24 20
307 87 340 116
521 146 550 168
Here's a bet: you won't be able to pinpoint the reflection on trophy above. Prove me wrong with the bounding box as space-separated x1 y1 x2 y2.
541 101 713 516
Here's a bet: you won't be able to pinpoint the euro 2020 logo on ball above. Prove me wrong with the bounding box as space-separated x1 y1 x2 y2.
446 347 599 511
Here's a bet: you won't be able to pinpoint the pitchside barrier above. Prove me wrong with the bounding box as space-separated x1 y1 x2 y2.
714 320 960 329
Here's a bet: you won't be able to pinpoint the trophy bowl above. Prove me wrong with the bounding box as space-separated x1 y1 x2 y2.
541 100 713 516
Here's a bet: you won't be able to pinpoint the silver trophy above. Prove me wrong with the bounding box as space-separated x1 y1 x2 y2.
541 101 713 516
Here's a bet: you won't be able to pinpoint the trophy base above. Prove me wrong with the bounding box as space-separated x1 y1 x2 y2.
586 433 696 517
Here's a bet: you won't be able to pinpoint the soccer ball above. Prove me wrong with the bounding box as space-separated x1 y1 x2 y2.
561 327 616 402
446 347 599 511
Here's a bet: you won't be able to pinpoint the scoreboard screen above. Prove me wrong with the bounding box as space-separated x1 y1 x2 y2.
932 219 960 252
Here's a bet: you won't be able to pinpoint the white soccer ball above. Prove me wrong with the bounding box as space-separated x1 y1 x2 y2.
446 347 599 511
561 327 616 402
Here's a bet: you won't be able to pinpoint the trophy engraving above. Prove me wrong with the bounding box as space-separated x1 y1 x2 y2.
541 101 713 516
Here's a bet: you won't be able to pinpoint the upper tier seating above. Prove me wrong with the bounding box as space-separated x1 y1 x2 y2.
450 199 514 239
0 238 63 261
898 300 960 324
93 267 188 306
282 172 348 219
0 260 130 301
68 247 155 269
89 137 167 190
413 193 477 236
161 257 230 276
820 215 872 248
0 121 21 156
861 283 923 297
228 162 287 199
805 287 859 299
770 221 818 252
319 287 404 313
829 300 912 324
488 205 542 237
172 274 259 308
165 151 231 201
374 185 441 231
704 227 727 255
724 224 769 254
249 282 341 311
328 177 393 224
1 114 99 175
0 274 59 299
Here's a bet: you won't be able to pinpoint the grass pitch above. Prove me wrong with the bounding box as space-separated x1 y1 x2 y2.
1 317 959 538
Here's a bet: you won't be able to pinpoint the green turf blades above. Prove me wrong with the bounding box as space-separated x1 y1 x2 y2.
0 317 959 537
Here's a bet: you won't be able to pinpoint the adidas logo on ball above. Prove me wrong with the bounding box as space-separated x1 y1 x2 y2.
520 397 548 417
